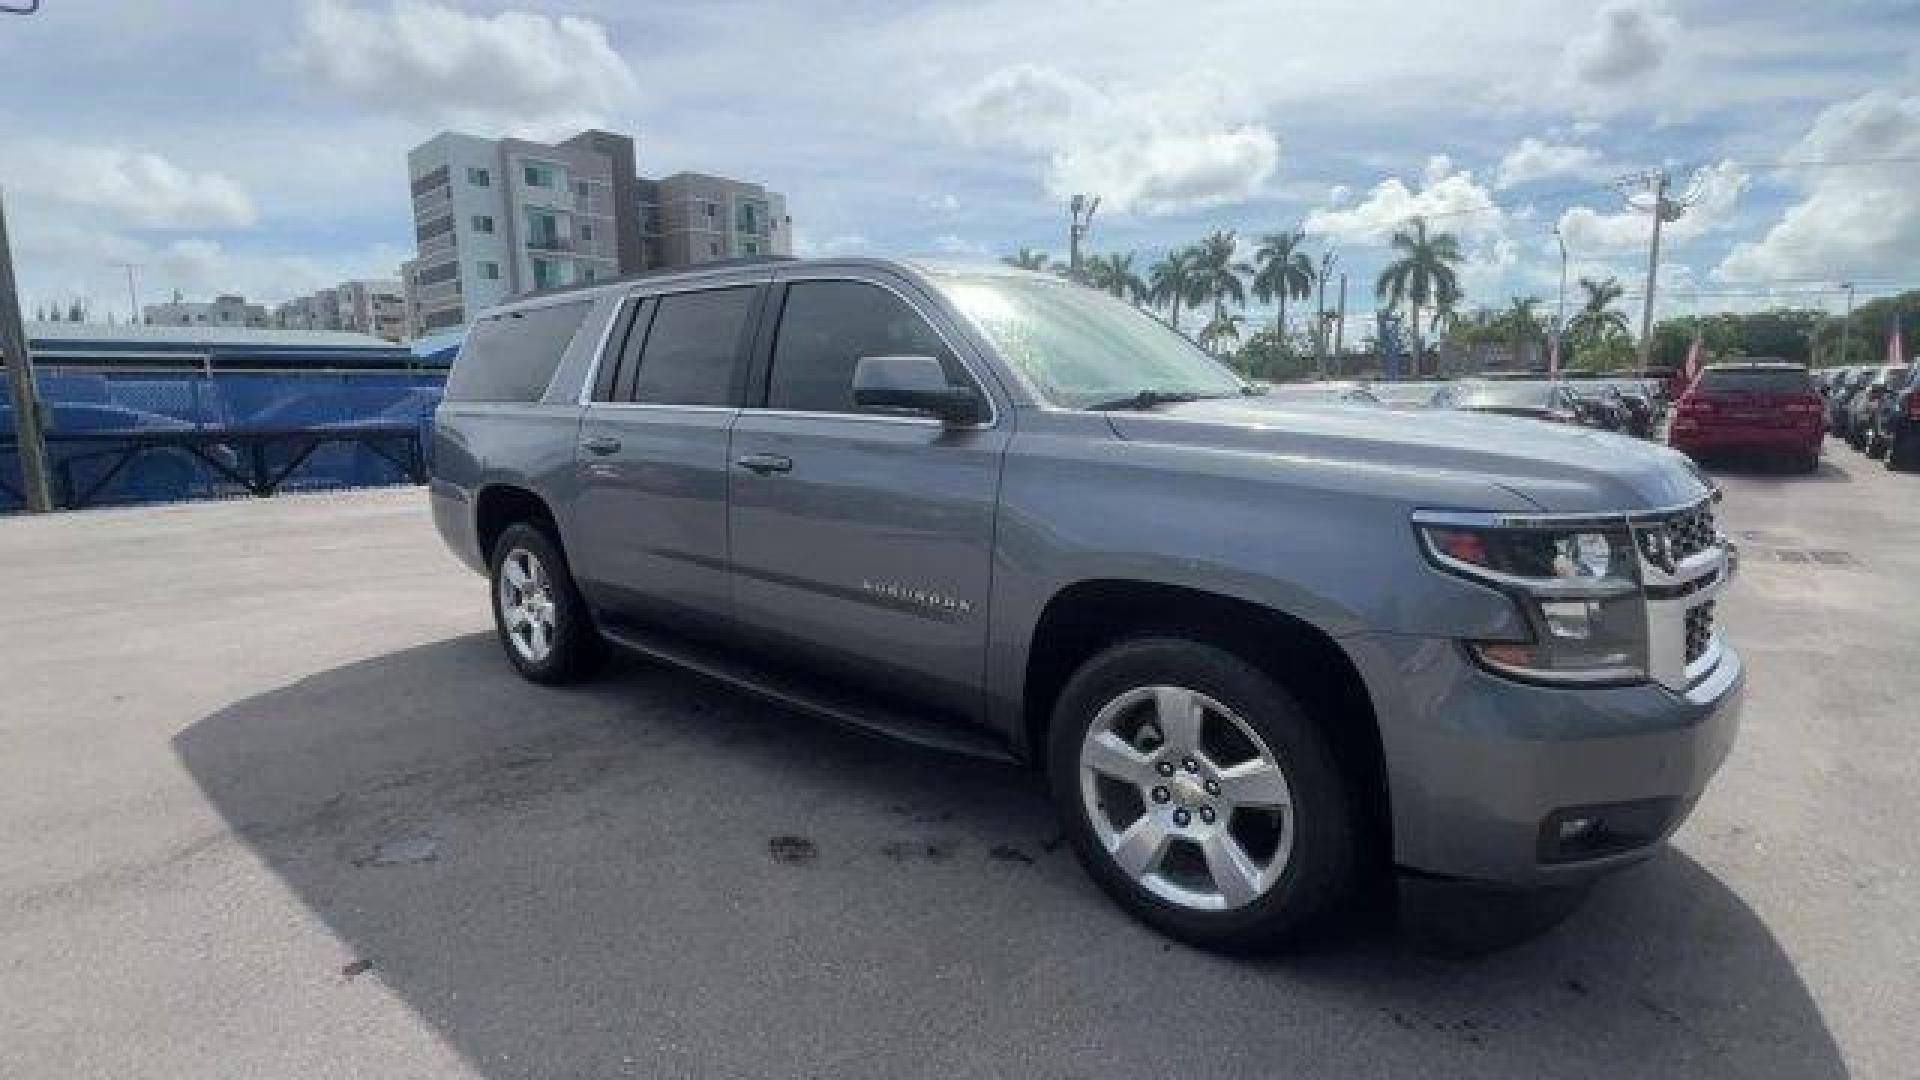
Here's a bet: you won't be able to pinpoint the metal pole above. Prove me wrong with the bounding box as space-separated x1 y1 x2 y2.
1552 225 1568 377
0 189 54 512
113 262 141 323
1314 250 1335 379
1838 282 1855 367
1636 171 1668 371
1333 273 1347 371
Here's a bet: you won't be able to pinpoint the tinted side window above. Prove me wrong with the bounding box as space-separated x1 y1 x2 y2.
768 281 959 413
631 288 755 406
444 300 591 402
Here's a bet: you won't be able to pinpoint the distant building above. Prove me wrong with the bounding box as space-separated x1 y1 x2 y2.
404 128 791 331
638 172 790 268
144 293 270 329
275 280 407 342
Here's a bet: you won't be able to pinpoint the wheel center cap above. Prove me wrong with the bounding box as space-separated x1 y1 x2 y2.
1171 774 1209 807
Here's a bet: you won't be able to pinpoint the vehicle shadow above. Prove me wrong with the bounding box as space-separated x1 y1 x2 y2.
174 634 1845 1078
1700 452 1854 482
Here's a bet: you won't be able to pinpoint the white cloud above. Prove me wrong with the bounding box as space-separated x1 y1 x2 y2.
1326 184 1351 205
920 193 961 213
1557 160 1749 253
1 143 255 228
942 64 1278 215
277 0 636 135
1717 90 1920 282
1496 137 1601 189
791 230 870 257
930 233 986 256
1302 157 1502 243
1565 1 1675 86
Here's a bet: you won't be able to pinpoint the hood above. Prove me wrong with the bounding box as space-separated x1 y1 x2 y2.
1107 397 1709 515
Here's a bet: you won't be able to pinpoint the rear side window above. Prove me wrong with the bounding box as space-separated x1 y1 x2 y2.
767 281 959 413
629 287 756 406
444 300 591 402
1695 367 1813 394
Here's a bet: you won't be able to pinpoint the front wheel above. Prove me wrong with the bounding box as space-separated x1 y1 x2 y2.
489 522 607 684
1049 638 1357 952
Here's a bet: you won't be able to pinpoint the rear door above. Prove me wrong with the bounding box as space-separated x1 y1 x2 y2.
725 272 1009 721
571 283 765 639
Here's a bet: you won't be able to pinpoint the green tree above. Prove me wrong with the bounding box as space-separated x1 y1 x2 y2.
1250 230 1315 345
1086 251 1147 304
1499 295 1543 365
1002 247 1050 271
1198 309 1245 355
1192 230 1250 325
1147 248 1204 331
1565 276 1631 361
1234 327 1313 381
1374 216 1463 373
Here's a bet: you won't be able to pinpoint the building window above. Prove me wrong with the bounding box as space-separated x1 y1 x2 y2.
524 163 555 188
581 266 597 283
710 242 721 257
744 241 759 255
574 180 589 198
578 222 592 242
526 208 563 249
478 261 501 280
468 167 490 187
471 214 494 234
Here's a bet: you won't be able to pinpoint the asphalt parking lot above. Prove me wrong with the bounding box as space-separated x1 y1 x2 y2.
3 450 1916 1079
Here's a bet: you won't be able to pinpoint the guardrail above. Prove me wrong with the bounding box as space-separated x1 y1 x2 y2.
1 424 427 511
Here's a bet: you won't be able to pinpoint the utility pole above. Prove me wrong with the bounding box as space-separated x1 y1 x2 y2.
110 262 142 324
1067 195 1100 282
1612 168 1690 371
0 189 54 512
1551 224 1568 377
1332 272 1348 372
1838 281 1856 367
1313 250 1336 379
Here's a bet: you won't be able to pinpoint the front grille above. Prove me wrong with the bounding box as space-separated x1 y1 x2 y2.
1685 600 1716 664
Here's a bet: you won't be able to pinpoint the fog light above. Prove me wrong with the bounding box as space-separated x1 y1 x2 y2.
1557 816 1599 842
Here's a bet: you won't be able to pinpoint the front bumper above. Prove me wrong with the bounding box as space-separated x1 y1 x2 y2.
1347 631 1743 885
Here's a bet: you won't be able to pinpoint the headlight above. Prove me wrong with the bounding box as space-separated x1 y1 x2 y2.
1416 515 1647 685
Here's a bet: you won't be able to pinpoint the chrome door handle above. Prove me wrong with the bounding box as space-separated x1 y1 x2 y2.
582 436 622 455
735 452 793 475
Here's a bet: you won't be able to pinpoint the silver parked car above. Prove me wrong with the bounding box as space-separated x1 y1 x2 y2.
429 258 1742 952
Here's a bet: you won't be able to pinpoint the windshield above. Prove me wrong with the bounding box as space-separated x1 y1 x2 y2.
1455 382 1559 409
931 273 1246 409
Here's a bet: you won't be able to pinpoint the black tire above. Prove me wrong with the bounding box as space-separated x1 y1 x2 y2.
1048 637 1357 953
488 521 608 684
1799 449 1821 474
1889 430 1918 472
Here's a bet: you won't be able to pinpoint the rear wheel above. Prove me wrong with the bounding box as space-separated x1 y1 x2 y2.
489 522 607 684
1889 429 1918 472
1049 637 1356 952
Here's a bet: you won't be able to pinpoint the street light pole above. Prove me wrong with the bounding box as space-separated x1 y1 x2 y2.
1636 170 1669 372
1838 281 1856 367
1314 250 1336 379
111 262 142 324
0 189 54 512
1552 224 1568 377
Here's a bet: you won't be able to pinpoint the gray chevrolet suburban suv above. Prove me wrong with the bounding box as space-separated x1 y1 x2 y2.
430 257 1742 951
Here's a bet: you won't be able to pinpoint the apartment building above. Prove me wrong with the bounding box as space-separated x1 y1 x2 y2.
144 293 269 329
275 280 406 341
405 128 791 331
637 172 791 268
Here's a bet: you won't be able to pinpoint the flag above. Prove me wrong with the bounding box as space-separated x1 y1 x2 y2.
1890 314 1906 367
1681 326 1704 391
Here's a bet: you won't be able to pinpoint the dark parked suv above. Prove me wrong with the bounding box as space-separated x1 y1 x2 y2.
430 258 1742 951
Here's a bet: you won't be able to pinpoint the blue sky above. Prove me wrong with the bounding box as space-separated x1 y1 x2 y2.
1 0 1915 337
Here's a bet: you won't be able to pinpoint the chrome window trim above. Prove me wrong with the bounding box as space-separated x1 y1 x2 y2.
586 402 737 415
571 293 631 406
753 272 1001 430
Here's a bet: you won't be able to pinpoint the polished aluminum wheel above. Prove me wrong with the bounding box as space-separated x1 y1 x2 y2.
1078 685 1293 911
497 547 558 664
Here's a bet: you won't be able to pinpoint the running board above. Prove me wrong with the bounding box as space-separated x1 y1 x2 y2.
600 624 1017 764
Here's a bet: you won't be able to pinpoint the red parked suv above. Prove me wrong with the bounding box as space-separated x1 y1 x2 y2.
1669 362 1824 472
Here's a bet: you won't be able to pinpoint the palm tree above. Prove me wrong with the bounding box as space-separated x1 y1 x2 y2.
1147 249 1202 330
1250 230 1315 343
1191 230 1250 324
1566 276 1631 354
1002 247 1050 271
1099 251 1147 305
1374 216 1463 372
1198 310 1245 355
1501 295 1543 365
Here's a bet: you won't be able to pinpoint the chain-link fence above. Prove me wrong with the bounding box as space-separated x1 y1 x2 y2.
2 368 444 511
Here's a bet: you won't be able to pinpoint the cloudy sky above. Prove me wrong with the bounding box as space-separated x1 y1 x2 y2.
1 0 1915 333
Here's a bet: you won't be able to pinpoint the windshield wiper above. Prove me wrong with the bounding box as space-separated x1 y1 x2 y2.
1086 389 1220 411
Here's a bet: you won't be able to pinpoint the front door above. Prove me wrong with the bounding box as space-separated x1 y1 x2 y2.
727 275 1008 721
572 284 763 639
